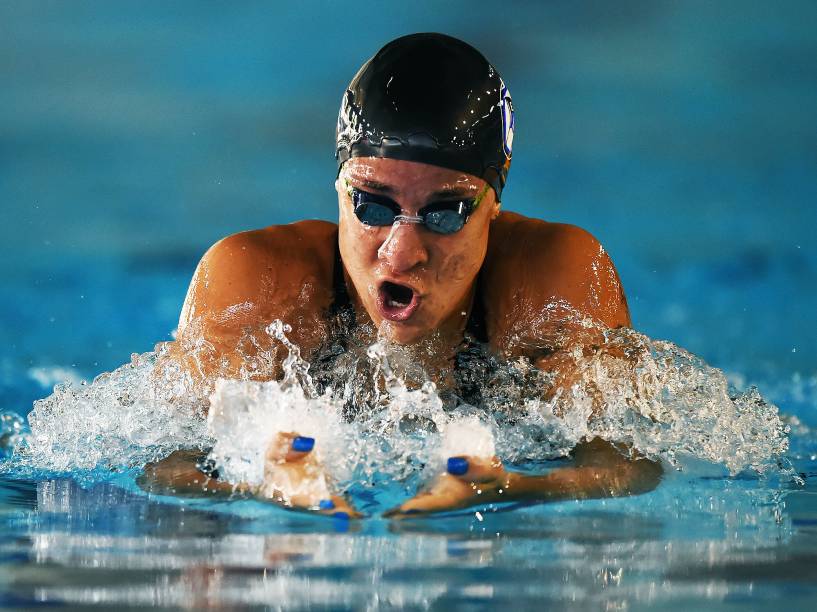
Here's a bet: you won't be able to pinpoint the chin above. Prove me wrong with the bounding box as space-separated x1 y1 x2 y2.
376 320 429 345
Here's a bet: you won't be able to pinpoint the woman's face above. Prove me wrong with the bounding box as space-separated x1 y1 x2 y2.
337 157 499 344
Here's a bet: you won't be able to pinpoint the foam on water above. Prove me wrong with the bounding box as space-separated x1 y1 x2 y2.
2 348 209 480
0 316 796 496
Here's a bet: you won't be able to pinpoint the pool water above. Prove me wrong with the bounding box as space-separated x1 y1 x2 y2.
1 471 815 610
3 1 817 609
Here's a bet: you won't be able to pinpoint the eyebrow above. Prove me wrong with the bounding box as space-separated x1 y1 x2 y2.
430 188 472 199
350 178 472 200
352 178 395 194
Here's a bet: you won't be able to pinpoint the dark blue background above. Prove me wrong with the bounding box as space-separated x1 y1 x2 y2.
2 1 815 417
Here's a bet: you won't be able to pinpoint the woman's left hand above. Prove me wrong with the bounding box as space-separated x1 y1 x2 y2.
383 438 663 519
383 455 510 518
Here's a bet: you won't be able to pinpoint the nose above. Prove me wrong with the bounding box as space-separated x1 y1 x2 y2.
377 221 429 273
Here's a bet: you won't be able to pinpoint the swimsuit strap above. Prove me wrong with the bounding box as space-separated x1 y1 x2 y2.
330 241 352 317
464 272 488 343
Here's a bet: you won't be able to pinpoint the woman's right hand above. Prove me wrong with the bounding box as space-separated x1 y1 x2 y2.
260 431 361 518
138 434 361 519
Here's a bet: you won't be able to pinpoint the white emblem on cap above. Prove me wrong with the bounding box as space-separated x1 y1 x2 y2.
500 81 514 160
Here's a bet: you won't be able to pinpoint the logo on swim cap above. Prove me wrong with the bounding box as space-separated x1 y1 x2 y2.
500 82 514 160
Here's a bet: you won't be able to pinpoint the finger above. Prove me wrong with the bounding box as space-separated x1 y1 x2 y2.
316 496 363 519
446 456 469 476
383 499 432 519
382 506 425 519
290 495 362 519
265 432 315 463
265 432 295 462
446 455 504 483
383 494 442 518
383 476 469 518
383 492 456 519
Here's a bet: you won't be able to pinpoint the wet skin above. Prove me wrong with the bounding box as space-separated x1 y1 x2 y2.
147 157 660 517
337 159 497 346
140 432 360 518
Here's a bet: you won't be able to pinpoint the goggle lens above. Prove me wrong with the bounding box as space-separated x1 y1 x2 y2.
423 208 467 234
355 201 396 226
350 188 478 235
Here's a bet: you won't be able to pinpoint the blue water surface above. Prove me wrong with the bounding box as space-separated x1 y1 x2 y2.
2 1 817 609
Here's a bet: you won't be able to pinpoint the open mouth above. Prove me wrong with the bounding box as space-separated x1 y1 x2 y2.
377 281 420 321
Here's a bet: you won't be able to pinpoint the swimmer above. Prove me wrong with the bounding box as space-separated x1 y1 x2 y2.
141 33 662 517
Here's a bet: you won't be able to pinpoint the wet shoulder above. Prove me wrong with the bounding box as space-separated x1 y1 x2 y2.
208 220 338 274
481 211 630 351
178 220 339 333
486 212 610 276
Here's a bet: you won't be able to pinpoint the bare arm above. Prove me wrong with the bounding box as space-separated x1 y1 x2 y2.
142 439 660 520
138 433 361 518
144 223 356 514
503 438 662 500
137 449 250 497
385 438 662 518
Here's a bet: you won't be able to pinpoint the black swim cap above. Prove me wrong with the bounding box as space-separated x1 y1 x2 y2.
336 33 514 199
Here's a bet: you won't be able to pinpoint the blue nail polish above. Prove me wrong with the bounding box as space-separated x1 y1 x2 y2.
333 511 350 520
319 499 335 510
292 436 315 452
447 457 469 475
404 509 421 515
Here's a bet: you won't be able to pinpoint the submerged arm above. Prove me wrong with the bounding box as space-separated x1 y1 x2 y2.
385 438 662 518
138 433 361 518
502 438 662 500
138 449 248 497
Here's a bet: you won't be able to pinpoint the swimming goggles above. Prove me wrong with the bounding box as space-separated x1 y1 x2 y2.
346 182 490 235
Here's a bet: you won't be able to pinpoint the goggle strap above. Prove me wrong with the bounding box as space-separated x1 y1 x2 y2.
472 184 490 211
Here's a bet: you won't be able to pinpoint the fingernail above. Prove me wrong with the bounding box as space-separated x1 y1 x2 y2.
447 456 469 476
292 436 315 453
333 511 350 520
319 499 335 510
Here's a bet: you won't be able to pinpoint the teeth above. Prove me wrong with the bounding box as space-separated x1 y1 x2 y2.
387 299 405 308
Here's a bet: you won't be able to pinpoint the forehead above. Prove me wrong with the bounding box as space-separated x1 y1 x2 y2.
341 157 485 194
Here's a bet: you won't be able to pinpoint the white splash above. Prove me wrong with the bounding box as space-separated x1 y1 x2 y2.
6 348 209 476
2 317 794 490
206 377 347 486
438 417 496 460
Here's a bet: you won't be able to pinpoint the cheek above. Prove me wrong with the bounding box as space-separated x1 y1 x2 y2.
431 249 484 288
339 221 381 267
432 231 488 284
339 226 385 304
